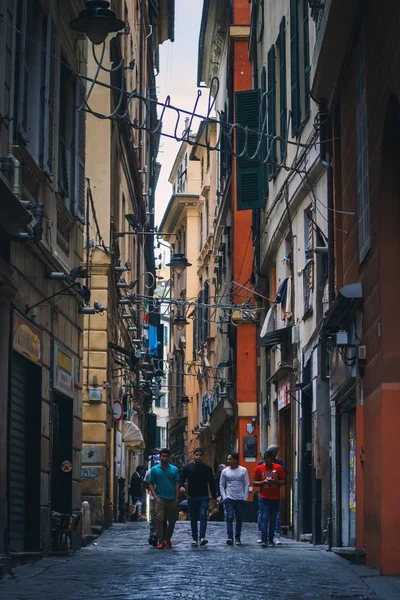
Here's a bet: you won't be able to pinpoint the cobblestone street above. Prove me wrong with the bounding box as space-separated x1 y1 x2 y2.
0 522 392 600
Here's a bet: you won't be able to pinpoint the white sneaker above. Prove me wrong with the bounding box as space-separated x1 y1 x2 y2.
257 532 262 543
273 536 282 545
257 538 262 543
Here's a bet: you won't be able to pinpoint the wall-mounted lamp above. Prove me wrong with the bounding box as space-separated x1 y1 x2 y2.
167 253 192 277
115 260 132 272
173 315 189 330
79 301 104 315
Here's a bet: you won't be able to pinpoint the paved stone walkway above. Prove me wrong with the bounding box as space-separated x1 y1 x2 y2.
0 522 385 599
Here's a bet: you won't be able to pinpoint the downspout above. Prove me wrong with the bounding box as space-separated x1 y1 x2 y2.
6 5 21 200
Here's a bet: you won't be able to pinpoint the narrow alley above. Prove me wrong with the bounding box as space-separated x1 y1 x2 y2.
1 523 396 600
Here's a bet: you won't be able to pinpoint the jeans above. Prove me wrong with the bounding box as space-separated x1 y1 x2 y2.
225 498 244 541
259 498 280 543
188 496 209 540
275 507 281 536
155 498 177 542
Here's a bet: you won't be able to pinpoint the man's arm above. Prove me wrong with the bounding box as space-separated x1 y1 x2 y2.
243 468 250 501
208 466 217 499
277 466 286 487
175 480 180 502
220 470 227 501
179 465 188 493
149 482 157 499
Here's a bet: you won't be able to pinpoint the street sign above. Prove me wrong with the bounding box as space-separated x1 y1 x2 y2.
113 399 123 422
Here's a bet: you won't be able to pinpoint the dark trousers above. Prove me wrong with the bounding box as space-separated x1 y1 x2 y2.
259 498 280 543
225 498 244 541
188 496 209 540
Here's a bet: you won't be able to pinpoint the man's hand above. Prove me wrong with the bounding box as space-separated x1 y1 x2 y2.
179 486 186 494
175 497 179 503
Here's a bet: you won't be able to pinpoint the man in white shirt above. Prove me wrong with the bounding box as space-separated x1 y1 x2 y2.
219 452 249 545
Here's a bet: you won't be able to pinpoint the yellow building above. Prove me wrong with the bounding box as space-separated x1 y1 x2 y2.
82 0 174 527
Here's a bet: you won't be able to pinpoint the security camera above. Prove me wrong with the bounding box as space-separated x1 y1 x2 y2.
94 301 104 314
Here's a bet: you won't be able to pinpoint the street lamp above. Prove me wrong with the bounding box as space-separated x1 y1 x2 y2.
173 315 189 331
70 1 125 45
167 253 192 277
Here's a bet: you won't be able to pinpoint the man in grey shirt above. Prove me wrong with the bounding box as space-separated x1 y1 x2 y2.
220 452 249 545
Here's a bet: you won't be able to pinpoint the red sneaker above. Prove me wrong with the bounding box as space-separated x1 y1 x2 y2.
157 542 165 550
165 539 172 549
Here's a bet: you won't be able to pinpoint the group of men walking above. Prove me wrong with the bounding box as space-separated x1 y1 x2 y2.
142 445 285 549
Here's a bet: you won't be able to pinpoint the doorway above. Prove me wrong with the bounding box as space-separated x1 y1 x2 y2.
279 405 292 533
51 393 73 514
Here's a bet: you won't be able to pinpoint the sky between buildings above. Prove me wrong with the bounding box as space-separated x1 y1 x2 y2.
155 0 208 226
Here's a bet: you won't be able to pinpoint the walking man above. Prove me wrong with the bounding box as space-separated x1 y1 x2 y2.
254 450 286 548
220 452 249 545
149 448 180 549
180 447 217 547
129 465 145 521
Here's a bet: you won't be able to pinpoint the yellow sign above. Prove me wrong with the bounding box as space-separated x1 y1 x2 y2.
54 341 74 398
13 311 42 364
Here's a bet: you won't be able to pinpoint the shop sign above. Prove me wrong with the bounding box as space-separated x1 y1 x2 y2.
278 379 291 411
54 341 74 398
13 311 42 364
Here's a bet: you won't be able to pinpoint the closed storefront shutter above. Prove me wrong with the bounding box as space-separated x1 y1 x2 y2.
9 353 28 552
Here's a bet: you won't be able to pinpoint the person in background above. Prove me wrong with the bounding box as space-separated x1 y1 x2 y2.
253 450 286 548
267 444 285 545
149 448 180 550
180 448 217 547
214 464 226 522
129 466 145 521
219 453 249 546
143 463 158 546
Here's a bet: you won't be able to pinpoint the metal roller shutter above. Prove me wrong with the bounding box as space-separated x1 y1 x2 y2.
9 353 28 551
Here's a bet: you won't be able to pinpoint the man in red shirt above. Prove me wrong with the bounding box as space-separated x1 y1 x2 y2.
253 450 286 547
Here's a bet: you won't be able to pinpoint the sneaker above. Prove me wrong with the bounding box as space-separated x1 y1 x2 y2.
200 538 208 546
165 539 172 549
273 536 282 546
157 542 165 549
269 539 276 547
191 540 198 547
257 538 262 543
260 542 268 548
235 538 242 546
226 539 233 546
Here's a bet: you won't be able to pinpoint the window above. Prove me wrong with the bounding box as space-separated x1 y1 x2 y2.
58 57 75 207
303 210 314 315
205 194 209 239
267 45 277 180
156 426 167 449
201 157 204 186
199 212 203 252
290 0 310 137
277 17 287 162
356 38 370 261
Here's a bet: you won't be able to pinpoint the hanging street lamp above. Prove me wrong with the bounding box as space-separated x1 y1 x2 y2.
173 315 189 331
70 1 125 45
166 253 192 277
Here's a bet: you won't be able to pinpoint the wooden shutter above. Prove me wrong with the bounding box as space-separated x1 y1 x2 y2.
43 14 57 176
260 67 269 198
235 89 263 211
58 78 69 199
290 0 300 137
17 0 32 143
279 17 287 162
267 45 277 181
74 78 86 220
303 0 310 119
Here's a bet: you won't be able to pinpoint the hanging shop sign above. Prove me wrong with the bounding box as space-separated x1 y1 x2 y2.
113 399 124 422
54 341 75 398
277 379 291 411
13 311 42 365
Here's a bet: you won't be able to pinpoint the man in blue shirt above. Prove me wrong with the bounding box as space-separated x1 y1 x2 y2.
149 448 180 549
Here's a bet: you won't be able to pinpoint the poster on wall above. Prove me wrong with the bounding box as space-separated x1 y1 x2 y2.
53 341 74 398
13 311 42 364
277 379 291 411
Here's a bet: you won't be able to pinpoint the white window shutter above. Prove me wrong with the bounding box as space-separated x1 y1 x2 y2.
74 78 86 220
43 14 57 177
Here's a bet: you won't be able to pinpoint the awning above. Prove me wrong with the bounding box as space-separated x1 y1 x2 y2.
258 325 293 348
322 283 363 335
122 420 145 451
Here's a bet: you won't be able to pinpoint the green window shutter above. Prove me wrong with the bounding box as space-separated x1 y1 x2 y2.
267 45 277 181
260 66 269 198
290 0 300 137
235 89 263 211
303 0 311 119
279 17 287 162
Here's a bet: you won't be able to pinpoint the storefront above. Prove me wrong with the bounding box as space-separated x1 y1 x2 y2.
9 311 42 552
277 377 293 535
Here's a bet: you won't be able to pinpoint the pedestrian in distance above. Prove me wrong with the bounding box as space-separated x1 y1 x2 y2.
143 463 164 546
214 463 226 522
267 444 285 545
129 465 145 521
179 447 217 547
253 450 286 548
219 452 249 546
149 448 180 549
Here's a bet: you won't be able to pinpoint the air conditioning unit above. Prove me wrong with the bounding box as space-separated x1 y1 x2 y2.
292 325 300 345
